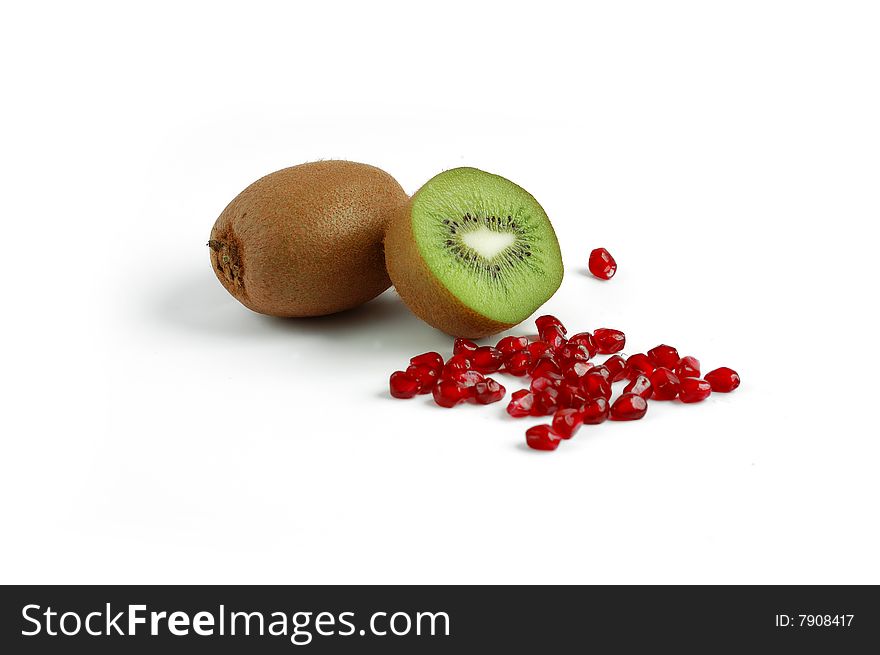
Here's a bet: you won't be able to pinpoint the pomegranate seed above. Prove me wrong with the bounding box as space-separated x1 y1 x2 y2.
525 425 562 451
552 408 584 439
588 247 617 280
507 390 535 417
533 387 560 415
649 367 681 400
389 371 421 399
679 378 712 403
535 315 566 336
558 384 589 409
496 336 530 357
453 338 478 355
593 328 626 354
704 367 741 392
471 346 503 374
405 364 437 393
432 379 469 408
542 324 567 350
528 341 552 358
603 355 628 382
409 351 444 374
557 343 591 363
451 369 484 390
626 353 655 379
623 374 653 399
531 376 561 393
442 354 472 377
530 356 562 379
504 351 532 376
647 344 680 369
582 372 612 400
581 397 610 424
567 332 598 358
610 393 648 420
588 365 611 382
563 360 592 382
474 378 506 404
674 356 700 380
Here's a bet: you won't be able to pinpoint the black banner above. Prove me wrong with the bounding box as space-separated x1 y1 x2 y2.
1 585 876 653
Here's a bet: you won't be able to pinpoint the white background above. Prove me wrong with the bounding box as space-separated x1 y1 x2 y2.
2 1 878 584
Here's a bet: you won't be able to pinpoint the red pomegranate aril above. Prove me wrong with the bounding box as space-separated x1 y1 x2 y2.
649 367 681 400
525 425 562 451
474 378 506 404
588 365 611 382
530 356 562 379
582 372 612 400
471 346 503 374
432 379 469 408
674 356 700 380
593 328 626 354
442 353 472 377
451 369 484 389
558 384 589 409
531 375 561 393
603 355 628 382
588 247 617 280
504 351 532 376
389 371 421 399
533 387 560 415
528 341 552 358
552 408 584 439
626 353 655 379
563 360 592 382
557 343 591 364
542 324 567 350
610 393 648 420
647 344 680 369
453 338 478 356
496 335 530 357
581 397 610 424
409 351 444 374
535 315 566 336
405 364 437 393
567 332 598 358
704 367 741 392
623 374 653 399
679 378 712 403
507 389 535 417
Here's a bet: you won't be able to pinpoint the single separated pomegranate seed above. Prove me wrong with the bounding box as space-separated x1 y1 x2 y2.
704 367 741 392
432 379 469 408
582 371 612 400
649 367 681 400
533 387 560 415
567 332 598 358
471 346 503 374
542 325 567 350
647 344 680 369
528 341 552 358
442 354 472 377
535 315 566 336
504 351 532 376
496 336 530 357
610 393 648 420
405 364 437 393
451 369 484 390
557 343 591 364
558 384 589 409
453 338 478 355
525 425 562 451
626 353 655 379
603 355 628 382
507 389 535 417
552 408 584 439
474 378 506 404
674 356 700 380
409 351 444 374
623 374 653 399
679 378 712 403
531 376 561 393
563 360 592 383
588 247 617 280
389 371 421 399
581 397 610 424
593 328 626 354
530 356 562 379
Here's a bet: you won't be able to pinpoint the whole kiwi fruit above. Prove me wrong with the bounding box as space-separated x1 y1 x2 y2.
384 167 563 338
209 161 408 317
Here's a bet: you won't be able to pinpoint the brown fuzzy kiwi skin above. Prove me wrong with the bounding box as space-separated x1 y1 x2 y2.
209 161 408 317
384 199 515 339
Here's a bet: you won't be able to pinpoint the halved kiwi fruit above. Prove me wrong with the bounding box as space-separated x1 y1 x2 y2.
384 167 563 338
209 161 408 317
